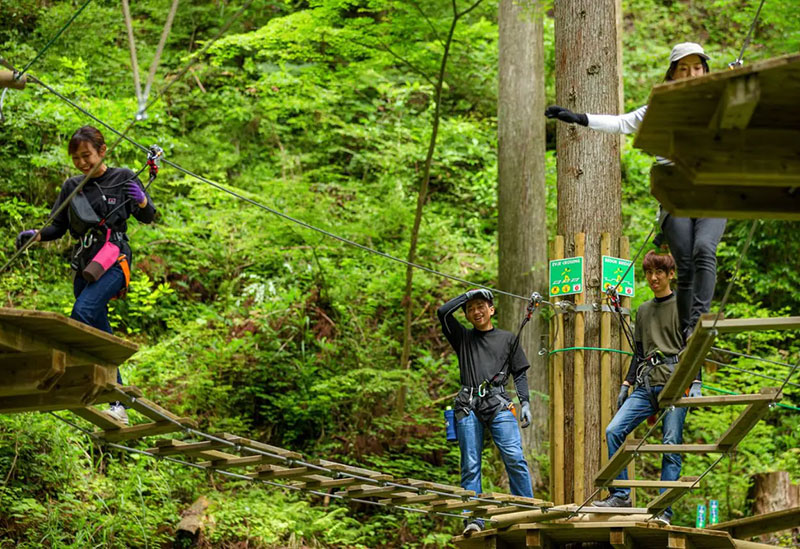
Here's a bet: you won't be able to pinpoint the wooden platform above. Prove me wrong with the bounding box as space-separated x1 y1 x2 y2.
453 520 780 548
711 506 800 540
0 308 137 412
634 53 800 220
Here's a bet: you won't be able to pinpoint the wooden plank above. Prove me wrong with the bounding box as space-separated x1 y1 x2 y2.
70 406 126 430
100 418 196 442
0 309 137 365
339 484 397 498
250 464 310 480
397 478 474 496
717 388 779 450
380 492 440 505
646 477 700 515
313 459 392 481
0 349 67 396
609 528 634 549
711 507 800 539
560 505 651 515
659 316 717 405
551 235 565 505
635 444 721 454
125 397 185 423
487 493 552 507
423 499 482 512
672 393 776 408
296 476 356 490
650 164 800 221
0 365 119 413
148 439 232 456
700 316 800 334
201 454 285 469
472 505 524 518
606 479 699 489
220 434 302 460
573 233 586 504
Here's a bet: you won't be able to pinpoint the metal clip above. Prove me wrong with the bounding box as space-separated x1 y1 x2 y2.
477 381 488 398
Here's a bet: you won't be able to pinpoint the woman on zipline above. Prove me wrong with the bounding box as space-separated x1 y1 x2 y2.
15 126 156 425
545 42 726 342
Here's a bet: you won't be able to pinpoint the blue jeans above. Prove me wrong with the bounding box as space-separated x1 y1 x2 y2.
457 409 533 526
661 216 726 332
72 264 126 386
605 386 686 518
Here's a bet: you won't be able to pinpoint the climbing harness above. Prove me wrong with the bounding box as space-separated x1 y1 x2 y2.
634 351 679 410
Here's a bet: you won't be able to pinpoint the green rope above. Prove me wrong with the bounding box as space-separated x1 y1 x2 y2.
549 346 634 357
17 0 95 78
702 383 800 413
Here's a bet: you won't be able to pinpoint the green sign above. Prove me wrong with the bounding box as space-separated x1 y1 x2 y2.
549 257 584 297
602 256 635 297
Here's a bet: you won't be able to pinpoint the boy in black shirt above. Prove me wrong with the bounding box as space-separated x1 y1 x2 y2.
438 289 534 536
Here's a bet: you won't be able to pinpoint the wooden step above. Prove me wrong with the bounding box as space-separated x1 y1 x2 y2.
219 433 302 460
716 388 779 450
379 491 440 505
100 417 195 442
646 477 699 514
312 459 392 482
672 393 777 408
605 479 699 489
148 438 232 457
659 316 717 406
294 475 356 490
70 406 127 431
249 464 310 480
560 504 650 515
200 454 285 469
595 440 720 486
341 484 399 498
422 498 482 512
700 316 800 334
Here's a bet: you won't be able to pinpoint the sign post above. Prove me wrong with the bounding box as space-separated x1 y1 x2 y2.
549 257 584 297
601 256 635 297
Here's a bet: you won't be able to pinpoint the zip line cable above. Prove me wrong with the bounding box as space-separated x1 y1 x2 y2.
0 56 539 305
704 357 800 389
15 0 95 79
711 220 759 331
711 346 797 371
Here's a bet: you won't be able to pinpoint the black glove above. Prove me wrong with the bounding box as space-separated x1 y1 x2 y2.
15 229 36 250
520 401 531 428
465 288 494 303
616 384 630 410
545 105 589 126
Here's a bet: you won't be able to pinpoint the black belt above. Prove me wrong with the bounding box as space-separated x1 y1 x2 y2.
108 232 129 242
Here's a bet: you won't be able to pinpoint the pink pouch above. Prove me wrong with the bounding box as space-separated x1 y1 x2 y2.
82 228 121 282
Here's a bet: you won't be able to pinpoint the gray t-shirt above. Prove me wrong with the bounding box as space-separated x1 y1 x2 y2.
630 293 683 387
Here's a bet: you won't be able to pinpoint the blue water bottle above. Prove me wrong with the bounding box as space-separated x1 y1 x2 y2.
444 406 457 442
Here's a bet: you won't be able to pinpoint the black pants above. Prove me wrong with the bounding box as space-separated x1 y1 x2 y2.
661 215 727 332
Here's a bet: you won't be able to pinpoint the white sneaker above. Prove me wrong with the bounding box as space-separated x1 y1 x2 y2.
105 404 129 426
462 521 482 537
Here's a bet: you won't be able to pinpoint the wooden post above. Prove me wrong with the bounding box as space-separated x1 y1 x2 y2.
0 71 26 90
550 236 565 504
600 232 613 463
573 232 586 503
619 236 634 506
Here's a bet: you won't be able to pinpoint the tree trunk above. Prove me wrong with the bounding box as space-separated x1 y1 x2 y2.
497 0 548 492
175 496 210 547
749 471 800 544
553 0 623 504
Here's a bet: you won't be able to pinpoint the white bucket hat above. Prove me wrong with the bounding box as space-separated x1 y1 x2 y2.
669 42 710 63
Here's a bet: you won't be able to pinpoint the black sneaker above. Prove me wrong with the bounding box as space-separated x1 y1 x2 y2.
652 511 671 526
462 521 483 537
591 494 632 508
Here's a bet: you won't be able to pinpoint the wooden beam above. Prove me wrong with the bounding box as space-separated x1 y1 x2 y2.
574 233 586 504
219 433 302 460
659 316 717 405
486 493 553 507
198 454 284 469
380 492 439 505
0 349 67 396
672 393 776 408
650 164 800 221
594 439 641 485
148 438 231 457
526 530 553 549
250 465 310 480
646 477 700 515
717 388 778 450
490 509 572 529
424 499 482 512
609 528 634 549
339 484 397 498
708 74 760 131
711 507 800 539
667 532 695 549
551 236 565 504
700 316 800 334
561 505 651 515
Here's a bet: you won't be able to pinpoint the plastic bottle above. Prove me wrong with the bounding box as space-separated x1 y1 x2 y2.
696 503 707 528
444 406 457 442
709 499 719 525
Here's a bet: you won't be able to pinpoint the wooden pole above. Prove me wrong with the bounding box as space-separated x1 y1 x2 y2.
0 71 26 90
573 232 586 503
550 236 565 504
600 233 613 468
619 236 634 506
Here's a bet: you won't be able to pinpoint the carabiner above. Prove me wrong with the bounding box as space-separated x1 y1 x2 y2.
478 380 488 398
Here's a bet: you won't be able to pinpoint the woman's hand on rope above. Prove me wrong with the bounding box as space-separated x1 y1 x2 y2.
520 401 531 428
15 229 38 250
126 181 147 208
545 105 588 126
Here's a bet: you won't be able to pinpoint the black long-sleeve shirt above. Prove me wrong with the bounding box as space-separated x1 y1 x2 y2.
437 293 530 403
41 167 156 265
